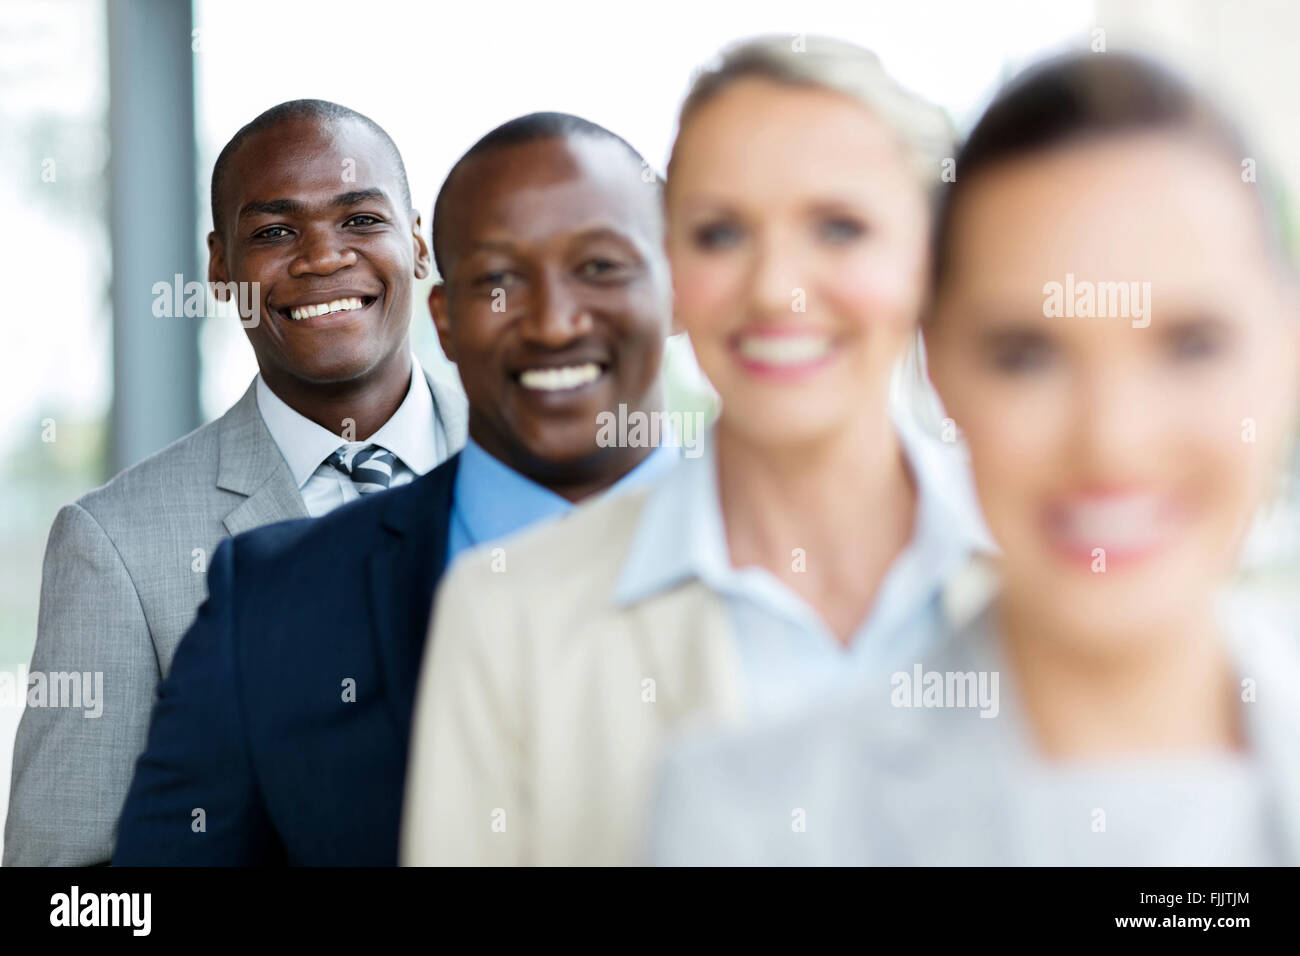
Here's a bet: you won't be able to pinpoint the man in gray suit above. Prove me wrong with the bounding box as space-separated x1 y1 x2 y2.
4 99 466 865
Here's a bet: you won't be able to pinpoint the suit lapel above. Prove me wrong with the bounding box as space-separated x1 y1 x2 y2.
366 456 459 737
216 381 309 536
221 478 310 537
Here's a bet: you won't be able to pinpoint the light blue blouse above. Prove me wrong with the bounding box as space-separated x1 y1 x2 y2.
614 409 995 718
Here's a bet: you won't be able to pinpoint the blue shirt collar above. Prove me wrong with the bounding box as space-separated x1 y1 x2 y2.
449 438 679 560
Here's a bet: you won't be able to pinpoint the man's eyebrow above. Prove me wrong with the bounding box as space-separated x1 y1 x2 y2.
572 225 656 259
462 227 644 252
236 189 391 221
464 238 517 254
238 198 306 219
332 188 390 207
572 226 639 244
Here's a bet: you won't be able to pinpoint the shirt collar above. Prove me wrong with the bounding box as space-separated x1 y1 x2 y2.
365 354 441 475
452 437 680 548
615 438 728 605
255 354 438 489
614 405 996 611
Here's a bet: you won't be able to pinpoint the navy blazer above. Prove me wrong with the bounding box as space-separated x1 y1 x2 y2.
113 454 461 865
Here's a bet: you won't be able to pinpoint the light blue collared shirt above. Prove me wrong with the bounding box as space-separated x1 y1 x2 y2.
447 438 680 565
615 410 995 719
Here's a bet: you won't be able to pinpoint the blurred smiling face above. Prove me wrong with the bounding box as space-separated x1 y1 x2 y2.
666 77 931 450
927 132 1299 647
211 116 427 387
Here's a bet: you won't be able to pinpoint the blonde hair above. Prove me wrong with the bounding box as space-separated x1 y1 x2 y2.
669 34 955 196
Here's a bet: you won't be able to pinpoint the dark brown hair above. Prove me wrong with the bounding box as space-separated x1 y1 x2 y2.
933 51 1293 290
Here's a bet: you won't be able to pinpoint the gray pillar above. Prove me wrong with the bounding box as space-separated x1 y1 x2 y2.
107 0 200 474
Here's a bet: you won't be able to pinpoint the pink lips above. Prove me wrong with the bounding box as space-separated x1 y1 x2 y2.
1041 488 1185 569
730 327 838 382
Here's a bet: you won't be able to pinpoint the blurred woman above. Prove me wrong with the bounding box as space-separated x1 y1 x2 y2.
401 35 991 865
650 51 1300 866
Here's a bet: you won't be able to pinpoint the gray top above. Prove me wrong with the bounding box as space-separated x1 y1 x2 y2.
1016 753 1280 866
648 587 1300 866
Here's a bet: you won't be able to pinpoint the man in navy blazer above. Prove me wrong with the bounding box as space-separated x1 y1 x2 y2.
113 112 679 865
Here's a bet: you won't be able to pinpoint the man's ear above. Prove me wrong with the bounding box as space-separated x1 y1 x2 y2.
207 231 231 299
429 282 456 363
411 211 432 280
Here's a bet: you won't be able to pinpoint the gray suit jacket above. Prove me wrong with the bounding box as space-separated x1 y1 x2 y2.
649 584 1300 866
4 370 467 865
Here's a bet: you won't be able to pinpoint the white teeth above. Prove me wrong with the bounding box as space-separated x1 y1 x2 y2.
737 334 833 366
1057 495 1169 552
518 363 602 392
288 296 365 321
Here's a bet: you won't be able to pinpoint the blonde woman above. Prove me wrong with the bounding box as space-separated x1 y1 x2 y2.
402 36 990 865
649 52 1300 866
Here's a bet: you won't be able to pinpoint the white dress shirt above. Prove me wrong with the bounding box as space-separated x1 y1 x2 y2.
255 353 447 517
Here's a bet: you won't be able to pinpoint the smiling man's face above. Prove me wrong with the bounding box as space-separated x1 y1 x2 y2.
209 115 429 391
431 134 670 486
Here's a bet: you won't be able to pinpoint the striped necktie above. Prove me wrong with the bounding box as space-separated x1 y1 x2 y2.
325 444 397 494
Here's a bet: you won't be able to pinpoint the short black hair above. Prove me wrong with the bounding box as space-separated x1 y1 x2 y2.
430 111 659 279
934 52 1291 287
210 98 412 237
